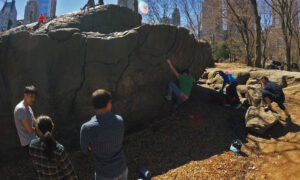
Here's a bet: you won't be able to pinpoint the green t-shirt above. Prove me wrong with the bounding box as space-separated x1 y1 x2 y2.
178 74 195 96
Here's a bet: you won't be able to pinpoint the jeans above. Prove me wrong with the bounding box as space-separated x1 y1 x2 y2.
95 168 128 180
167 82 188 111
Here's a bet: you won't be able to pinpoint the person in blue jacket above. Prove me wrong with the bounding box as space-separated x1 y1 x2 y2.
218 71 241 108
261 76 291 118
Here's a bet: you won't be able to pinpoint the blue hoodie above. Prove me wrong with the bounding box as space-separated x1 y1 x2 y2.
220 71 237 91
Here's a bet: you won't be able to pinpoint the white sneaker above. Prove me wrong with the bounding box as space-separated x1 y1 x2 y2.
236 103 242 109
165 96 172 101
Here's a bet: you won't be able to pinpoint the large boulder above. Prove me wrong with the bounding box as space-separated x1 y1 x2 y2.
250 70 300 88
230 69 251 85
2 5 142 35
245 106 281 134
204 68 253 86
0 8 212 153
246 85 263 107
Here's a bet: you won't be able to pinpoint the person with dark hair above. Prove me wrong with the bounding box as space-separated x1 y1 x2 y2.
165 59 195 112
218 71 242 109
261 76 291 118
82 0 95 10
80 89 128 180
29 116 78 179
33 14 46 31
98 0 104 5
38 14 46 23
14 85 38 149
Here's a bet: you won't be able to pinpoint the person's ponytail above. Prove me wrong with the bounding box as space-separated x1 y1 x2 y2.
37 115 56 159
41 131 56 159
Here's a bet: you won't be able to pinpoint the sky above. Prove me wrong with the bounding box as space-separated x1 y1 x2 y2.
0 0 118 20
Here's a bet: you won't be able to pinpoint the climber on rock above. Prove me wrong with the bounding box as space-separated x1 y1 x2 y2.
261 76 291 119
218 71 242 109
98 0 104 5
165 58 195 112
38 14 46 24
81 0 95 10
33 14 46 31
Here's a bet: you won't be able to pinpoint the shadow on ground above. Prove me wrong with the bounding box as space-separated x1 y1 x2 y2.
5 85 300 179
123 85 248 179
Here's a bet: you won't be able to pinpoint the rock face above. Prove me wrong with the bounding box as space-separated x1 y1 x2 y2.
246 85 263 107
0 5 212 152
245 106 280 134
39 4 142 34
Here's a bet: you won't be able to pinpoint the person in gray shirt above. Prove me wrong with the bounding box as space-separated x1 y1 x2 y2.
14 85 38 148
80 89 128 180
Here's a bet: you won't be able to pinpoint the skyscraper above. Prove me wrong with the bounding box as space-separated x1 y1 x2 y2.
0 0 17 32
202 0 223 40
38 0 56 18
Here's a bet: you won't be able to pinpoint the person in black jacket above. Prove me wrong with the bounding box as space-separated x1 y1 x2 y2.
261 76 291 118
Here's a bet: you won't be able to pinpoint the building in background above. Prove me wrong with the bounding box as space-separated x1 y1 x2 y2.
24 0 39 25
38 0 56 18
171 7 180 26
24 0 56 25
0 0 17 32
50 0 56 18
159 8 181 26
202 0 223 40
269 0 299 64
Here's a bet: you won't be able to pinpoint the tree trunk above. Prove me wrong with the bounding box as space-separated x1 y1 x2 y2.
250 0 262 67
245 43 251 66
262 41 267 68
286 44 291 71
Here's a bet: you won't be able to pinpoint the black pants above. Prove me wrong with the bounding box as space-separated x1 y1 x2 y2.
262 90 286 110
226 82 240 104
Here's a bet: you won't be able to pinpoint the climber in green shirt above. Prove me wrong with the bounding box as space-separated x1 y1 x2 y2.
165 59 195 112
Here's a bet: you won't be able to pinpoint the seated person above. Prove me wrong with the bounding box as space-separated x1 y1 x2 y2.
82 0 95 10
165 59 195 112
29 115 78 180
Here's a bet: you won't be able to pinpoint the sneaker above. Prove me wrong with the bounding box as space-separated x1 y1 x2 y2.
235 103 242 109
264 106 271 112
165 96 172 101
223 103 231 107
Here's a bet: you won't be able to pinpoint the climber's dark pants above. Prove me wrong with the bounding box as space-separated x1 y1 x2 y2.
226 81 240 104
262 90 286 110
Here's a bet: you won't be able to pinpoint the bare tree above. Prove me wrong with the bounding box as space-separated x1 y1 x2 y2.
225 0 255 66
250 0 262 67
264 0 298 71
144 0 176 23
178 0 204 39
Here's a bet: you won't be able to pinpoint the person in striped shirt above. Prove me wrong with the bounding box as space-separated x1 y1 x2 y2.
29 115 78 180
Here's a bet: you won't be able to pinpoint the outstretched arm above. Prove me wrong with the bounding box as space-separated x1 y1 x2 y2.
167 59 179 78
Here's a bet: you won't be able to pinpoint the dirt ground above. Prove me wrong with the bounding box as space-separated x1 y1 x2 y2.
1 63 300 179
